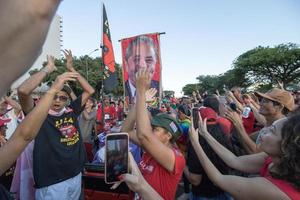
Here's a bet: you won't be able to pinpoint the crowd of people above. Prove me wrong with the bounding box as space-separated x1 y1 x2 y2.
0 1 300 200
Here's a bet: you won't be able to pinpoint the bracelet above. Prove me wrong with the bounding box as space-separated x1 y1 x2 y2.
40 68 49 75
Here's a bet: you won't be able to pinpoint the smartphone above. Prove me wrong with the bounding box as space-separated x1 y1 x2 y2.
105 133 129 184
192 107 199 129
229 102 237 111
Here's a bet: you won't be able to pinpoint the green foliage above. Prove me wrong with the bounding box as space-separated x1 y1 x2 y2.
182 83 199 96
163 90 175 97
233 43 300 89
29 56 124 97
182 43 300 95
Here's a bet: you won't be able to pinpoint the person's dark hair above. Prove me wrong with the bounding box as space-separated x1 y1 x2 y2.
203 96 220 114
118 99 124 105
199 123 232 174
178 104 191 117
88 97 97 108
270 114 300 191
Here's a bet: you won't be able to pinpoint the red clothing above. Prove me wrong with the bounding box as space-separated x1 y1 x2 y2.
242 111 255 134
260 157 300 200
96 104 116 132
138 147 185 200
217 117 233 136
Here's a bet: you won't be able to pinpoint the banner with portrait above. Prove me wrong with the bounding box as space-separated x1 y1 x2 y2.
120 33 162 108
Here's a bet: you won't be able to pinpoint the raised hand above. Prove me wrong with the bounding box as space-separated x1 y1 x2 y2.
136 69 151 93
45 55 57 73
48 72 79 94
225 109 243 127
189 111 199 144
145 88 157 103
197 110 208 137
120 153 143 192
62 49 75 72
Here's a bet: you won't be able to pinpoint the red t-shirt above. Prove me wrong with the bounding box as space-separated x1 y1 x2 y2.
242 111 255 135
96 105 116 132
260 157 300 200
138 147 185 200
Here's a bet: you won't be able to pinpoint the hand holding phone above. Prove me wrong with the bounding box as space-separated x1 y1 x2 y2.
192 107 199 129
105 133 129 184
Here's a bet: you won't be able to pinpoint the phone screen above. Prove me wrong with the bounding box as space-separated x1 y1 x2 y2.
105 133 129 184
192 107 199 129
229 102 237 111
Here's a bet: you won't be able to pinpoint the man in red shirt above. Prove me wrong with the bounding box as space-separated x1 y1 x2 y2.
96 96 116 133
121 69 185 200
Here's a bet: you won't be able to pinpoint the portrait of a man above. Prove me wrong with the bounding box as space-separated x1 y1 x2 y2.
121 34 161 105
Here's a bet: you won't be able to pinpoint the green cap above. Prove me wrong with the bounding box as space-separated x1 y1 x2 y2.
151 113 182 143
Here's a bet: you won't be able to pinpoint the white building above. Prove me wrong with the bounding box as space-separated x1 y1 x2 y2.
12 15 63 88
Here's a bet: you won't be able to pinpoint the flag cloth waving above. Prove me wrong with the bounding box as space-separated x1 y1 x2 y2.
102 4 118 92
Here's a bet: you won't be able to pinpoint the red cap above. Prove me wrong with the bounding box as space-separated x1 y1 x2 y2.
0 118 11 127
199 107 217 124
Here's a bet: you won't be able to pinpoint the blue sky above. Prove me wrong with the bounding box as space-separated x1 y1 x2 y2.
57 0 300 96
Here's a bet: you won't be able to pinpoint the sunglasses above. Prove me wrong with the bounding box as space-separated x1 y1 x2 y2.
53 95 69 102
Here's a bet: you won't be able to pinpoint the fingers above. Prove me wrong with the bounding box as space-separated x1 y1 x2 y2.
62 49 72 58
122 173 138 185
128 153 140 176
110 181 123 190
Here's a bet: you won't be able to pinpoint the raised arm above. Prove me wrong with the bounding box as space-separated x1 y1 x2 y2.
63 49 95 105
121 153 163 200
249 103 266 126
135 69 175 172
0 0 61 97
4 95 22 116
0 72 79 175
226 91 244 112
194 113 267 174
120 105 140 145
225 110 262 154
18 55 57 114
121 88 157 146
189 117 289 200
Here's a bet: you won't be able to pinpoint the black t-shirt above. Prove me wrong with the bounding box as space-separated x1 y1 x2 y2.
33 96 86 188
187 125 230 197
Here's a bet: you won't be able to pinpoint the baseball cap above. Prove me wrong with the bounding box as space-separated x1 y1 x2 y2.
151 113 182 143
255 88 294 111
0 118 11 127
199 107 218 124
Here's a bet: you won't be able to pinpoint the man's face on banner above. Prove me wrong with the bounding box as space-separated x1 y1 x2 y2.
126 42 157 87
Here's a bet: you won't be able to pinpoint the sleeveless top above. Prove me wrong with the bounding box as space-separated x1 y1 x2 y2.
260 156 300 200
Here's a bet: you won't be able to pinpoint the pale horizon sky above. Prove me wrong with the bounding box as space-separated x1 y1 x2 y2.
57 0 300 96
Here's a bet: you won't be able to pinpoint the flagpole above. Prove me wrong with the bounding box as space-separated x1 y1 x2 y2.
100 2 105 130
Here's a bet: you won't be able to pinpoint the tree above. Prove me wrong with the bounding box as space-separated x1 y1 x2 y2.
29 56 124 97
182 84 199 96
233 43 300 89
163 90 175 97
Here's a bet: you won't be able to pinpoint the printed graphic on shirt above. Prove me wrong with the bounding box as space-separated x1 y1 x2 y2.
55 117 80 146
139 159 155 174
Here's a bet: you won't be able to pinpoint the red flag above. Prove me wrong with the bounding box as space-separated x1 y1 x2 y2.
102 4 118 92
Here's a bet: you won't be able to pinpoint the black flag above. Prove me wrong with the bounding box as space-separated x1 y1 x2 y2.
102 4 118 92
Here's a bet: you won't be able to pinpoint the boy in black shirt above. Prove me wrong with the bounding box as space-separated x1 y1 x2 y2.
18 51 94 199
